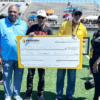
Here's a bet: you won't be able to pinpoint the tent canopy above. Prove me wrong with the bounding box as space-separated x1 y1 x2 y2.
63 13 70 18
15 4 21 7
46 9 54 14
29 15 37 18
65 11 69 13
81 16 85 19
66 15 72 18
47 15 58 20
85 15 98 20
66 6 73 9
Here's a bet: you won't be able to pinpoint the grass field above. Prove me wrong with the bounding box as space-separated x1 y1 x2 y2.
0 33 95 100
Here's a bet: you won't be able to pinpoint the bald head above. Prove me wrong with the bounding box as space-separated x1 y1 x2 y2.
8 5 18 23
8 5 18 12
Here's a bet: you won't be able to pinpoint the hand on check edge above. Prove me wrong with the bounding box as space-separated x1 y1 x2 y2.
71 33 75 36
29 32 35 37
43 68 48 69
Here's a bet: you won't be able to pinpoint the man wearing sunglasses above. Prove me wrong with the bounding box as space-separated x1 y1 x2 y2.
24 10 53 100
55 7 87 100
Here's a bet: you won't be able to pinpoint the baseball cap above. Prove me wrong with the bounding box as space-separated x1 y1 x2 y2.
73 7 82 14
37 10 47 18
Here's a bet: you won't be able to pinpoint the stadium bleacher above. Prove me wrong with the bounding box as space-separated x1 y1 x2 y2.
0 2 28 17
23 2 100 25
0 1 100 32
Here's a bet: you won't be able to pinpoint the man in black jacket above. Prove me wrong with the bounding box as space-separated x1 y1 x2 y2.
24 10 53 100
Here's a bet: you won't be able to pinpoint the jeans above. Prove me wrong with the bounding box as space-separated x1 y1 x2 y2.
26 68 45 97
3 60 23 98
56 69 76 99
90 52 100 100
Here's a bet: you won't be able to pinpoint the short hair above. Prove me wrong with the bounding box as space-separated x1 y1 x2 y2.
98 16 100 20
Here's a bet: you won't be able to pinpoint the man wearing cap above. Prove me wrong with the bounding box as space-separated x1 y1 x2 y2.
55 7 87 100
24 10 53 100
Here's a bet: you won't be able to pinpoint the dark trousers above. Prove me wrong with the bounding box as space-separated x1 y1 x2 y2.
26 68 45 97
90 52 100 100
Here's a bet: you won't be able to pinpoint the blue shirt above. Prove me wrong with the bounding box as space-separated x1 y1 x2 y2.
0 17 27 61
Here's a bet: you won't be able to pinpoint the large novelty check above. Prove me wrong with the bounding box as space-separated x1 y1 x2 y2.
17 35 83 69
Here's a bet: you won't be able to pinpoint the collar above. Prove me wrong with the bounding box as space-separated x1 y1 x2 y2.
38 24 45 29
69 20 82 30
6 17 21 25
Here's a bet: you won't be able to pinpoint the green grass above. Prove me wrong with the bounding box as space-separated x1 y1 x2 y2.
0 33 95 100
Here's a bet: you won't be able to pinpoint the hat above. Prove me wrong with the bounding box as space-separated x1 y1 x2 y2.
37 10 47 18
73 7 82 14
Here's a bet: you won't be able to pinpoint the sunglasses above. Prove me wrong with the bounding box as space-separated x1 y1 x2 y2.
37 16 45 19
74 12 82 16
97 21 100 24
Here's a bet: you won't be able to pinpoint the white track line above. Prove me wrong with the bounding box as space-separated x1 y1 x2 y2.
85 55 90 59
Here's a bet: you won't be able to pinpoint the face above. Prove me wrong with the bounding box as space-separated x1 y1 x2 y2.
37 16 47 26
72 11 82 23
8 6 18 22
97 19 100 29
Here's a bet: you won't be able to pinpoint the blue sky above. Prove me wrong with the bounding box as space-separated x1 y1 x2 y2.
33 0 100 6
96 0 100 6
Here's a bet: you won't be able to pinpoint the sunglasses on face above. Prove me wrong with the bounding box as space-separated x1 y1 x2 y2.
37 16 45 19
97 21 100 24
74 12 82 16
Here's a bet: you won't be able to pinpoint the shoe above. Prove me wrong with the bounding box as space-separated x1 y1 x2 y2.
13 96 23 100
5 97 11 100
24 97 32 100
5 98 11 100
66 98 73 100
37 95 44 100
55 98 62 100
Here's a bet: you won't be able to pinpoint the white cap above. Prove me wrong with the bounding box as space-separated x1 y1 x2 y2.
37 10 47 18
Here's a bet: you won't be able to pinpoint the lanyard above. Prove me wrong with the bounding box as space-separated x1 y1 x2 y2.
72 21 80 35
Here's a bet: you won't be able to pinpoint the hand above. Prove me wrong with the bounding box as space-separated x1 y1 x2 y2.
98 96 100 100
92 63 98 73
43 68 48 69
0 56 3 64
29 32 35 37
71 33 75 36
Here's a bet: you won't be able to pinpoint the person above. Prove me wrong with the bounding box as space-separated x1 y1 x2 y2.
24 10 53 100
0 5 27 100
90 15 100 100
0 14 7 85
0 14 7 19
55 7 87 100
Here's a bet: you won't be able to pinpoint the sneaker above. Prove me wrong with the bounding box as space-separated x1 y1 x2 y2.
55 98 62 100
5 97 11 100
5 98 11 100
24 97 32 100
13 96 23 100
37 95 44 100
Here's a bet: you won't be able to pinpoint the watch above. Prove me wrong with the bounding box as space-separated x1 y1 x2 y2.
95 61 99 65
